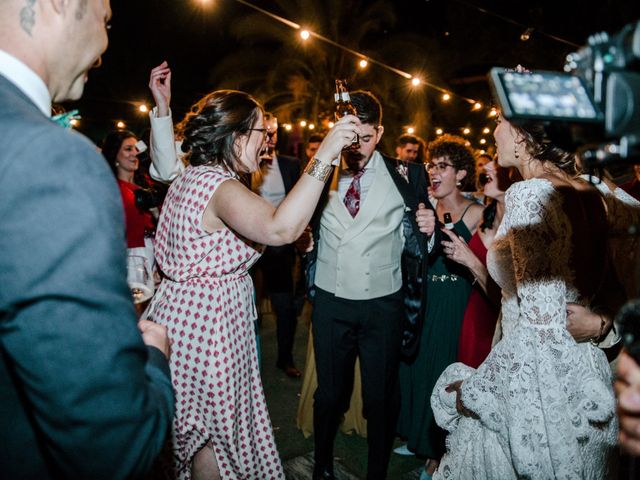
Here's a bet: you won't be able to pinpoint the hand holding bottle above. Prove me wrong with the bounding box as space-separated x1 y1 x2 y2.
416 203 436 236
314 115 363 166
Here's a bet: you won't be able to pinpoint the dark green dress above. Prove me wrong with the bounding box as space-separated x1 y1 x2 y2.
397 216 473 458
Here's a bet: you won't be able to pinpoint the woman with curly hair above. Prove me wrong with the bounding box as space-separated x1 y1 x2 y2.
144 88 361 480
396 134 483 478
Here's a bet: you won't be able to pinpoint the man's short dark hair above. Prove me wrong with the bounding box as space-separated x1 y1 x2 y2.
350 91 382 126
396 134 422 148
308 134 324 144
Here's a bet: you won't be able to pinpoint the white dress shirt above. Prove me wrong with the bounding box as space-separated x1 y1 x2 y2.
337 150 380 203
257 155 286 208
0 49 51 116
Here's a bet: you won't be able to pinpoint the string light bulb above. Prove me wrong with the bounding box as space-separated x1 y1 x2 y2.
442 93 451 102
489 108 498 117
520 27 534 42
411 77 421 86
300 30 310 40
70 118 79 127
116 121 126 129
473 102 482 110
300 120 307 127
462 127 471 135
138 104 149 113
359 59 368 68
284 124 292 131
435 128 443 135
328 121 335 128
480 138 487 145
407 127 415 134
308 123 315 130
483 127 491 134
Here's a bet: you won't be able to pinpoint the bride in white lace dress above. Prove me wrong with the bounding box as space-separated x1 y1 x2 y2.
431 115 618 479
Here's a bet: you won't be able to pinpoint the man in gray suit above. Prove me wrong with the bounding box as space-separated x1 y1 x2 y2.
0 1 174 478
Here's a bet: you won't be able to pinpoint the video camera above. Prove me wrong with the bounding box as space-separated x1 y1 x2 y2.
489 20 640 168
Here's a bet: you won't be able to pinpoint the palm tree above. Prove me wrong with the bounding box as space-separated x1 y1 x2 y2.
208 0 446 152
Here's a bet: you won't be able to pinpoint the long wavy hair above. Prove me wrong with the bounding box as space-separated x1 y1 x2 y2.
512 121 576 174
177 90 263 175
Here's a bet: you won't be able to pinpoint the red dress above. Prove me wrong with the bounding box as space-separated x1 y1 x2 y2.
456 232 499 368
116 179 154 248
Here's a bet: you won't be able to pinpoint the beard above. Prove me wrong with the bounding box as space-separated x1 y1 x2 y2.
343 149 365 173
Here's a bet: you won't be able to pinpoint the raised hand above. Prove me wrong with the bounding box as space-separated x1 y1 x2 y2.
314 115 363 166
149 61 172 117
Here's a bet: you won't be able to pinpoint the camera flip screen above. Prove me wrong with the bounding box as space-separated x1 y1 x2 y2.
489 69 602 123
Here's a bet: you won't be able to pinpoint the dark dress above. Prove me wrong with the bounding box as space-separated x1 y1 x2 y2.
456 232 500 368
398 215 473 458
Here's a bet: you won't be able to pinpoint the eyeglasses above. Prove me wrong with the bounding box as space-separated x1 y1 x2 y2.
426 162 454 173
248 128 268 139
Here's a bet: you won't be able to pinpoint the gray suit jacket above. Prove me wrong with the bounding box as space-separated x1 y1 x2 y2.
0 75 174 479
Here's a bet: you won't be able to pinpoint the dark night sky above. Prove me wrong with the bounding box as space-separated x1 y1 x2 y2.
71 0 640 148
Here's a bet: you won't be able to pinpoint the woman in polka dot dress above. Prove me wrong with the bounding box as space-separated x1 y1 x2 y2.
146 89 360 480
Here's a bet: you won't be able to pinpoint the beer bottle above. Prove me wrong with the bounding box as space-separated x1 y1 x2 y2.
443 212 455 231
334 79 360 150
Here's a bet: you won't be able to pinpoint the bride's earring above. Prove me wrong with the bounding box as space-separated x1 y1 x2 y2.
514 144 520 159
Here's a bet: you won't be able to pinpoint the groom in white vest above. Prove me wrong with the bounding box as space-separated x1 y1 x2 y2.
306 91 435 480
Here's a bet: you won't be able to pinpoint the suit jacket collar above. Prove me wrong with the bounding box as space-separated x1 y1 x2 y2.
0 49 51 116
325 153 398 243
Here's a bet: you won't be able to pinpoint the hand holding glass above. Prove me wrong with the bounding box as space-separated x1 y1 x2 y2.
127 255 153 304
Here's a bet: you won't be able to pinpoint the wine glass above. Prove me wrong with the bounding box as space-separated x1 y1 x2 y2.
127 254 153 305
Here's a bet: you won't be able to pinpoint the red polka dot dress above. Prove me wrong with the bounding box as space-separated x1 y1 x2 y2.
147 165 284 479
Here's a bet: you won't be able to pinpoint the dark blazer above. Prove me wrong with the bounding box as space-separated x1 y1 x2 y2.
0 75 174 479
305 153 433 360
256 154 301 256
276 153 301 194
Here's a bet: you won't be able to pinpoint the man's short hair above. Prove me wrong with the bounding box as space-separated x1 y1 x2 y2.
350 91 382 126
308 134 324 144
396 134 422 147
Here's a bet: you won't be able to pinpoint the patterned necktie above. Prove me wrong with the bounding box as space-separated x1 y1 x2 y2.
344 169 365 217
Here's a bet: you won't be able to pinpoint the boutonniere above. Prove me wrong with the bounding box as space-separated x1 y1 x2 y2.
51 109 81 129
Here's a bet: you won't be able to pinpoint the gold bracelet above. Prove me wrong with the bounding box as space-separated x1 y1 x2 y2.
304 157 333 182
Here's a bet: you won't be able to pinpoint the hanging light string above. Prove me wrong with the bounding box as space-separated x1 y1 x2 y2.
450 0 581 48
230 0 482 107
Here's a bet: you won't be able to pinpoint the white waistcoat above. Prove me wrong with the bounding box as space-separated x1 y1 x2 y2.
314 156 405 300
